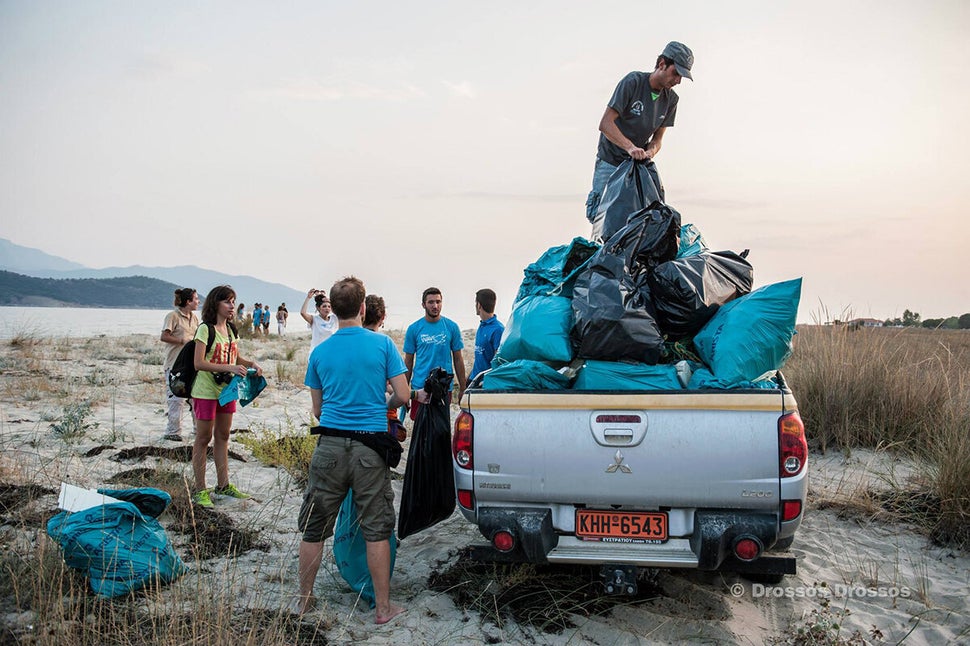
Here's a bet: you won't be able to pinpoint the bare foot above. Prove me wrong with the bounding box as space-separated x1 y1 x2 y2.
289 593 317 616
375 603 405 625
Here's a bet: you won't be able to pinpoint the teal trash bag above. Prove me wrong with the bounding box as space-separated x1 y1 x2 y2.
333 489 397 608
218 370 268 406
515 237 600 302
573 360 683 391
46 487 188 598
493 295 573 364
677 223 708 258
483 360 571 390
687 366 780 390
693 278 802 386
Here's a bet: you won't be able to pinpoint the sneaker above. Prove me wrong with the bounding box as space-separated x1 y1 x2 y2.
192 489 215 508
214 483 251 500
162 433 183 442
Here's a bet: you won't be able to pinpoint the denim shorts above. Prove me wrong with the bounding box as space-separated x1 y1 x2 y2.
298 436 395 543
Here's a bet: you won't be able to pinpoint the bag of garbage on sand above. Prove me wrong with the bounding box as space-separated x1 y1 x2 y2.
46 487 187 598
484 359 571 390
648 250 754 340
398 368 456 539
692 278 802 387
590 159 665 242
333 488 397 608
493 295 574 365
515 237 600 302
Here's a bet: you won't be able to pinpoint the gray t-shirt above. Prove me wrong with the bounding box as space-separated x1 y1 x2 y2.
597 71 678 166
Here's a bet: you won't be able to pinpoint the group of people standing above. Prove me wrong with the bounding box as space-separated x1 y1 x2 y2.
239 302 289 336
152 38 694 626
158 280 505 623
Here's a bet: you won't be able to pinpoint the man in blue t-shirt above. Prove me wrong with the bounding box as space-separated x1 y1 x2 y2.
403 287 466 413
586 41 694 229
470 288 504 383
295 276 409 625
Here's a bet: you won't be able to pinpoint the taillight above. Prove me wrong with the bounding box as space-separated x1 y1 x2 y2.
453 411 474 470
492 530 515 552
457 489 474 509
782 500 802 521
733 536 763 562
779 412 807 478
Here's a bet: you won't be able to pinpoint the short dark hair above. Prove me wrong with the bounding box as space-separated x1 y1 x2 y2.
173 288 196 308
364 294 386 328
201 285 236 325
475 288 497 314
329 276 365 320
656 54 674 70
422 287 442 304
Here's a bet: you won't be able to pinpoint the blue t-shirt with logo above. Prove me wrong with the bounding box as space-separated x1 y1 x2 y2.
304 327 406 432
471 315 505 380
403 317 463 389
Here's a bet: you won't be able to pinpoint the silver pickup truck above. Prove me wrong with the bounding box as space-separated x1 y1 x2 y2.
451 374 807 590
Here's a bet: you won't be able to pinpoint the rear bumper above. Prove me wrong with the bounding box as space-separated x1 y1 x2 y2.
474 507 796 574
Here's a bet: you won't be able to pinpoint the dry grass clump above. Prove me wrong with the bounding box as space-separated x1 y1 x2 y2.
428 548 667 634
786 325 970 547
237 426 316 487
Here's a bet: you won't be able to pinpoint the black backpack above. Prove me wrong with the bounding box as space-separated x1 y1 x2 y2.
167 322 236 398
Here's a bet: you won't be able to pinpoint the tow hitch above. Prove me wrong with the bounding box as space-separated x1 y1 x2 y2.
600 564 638 595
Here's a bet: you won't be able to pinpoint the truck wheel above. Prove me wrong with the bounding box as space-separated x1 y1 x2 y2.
772 536 795 551
743 572 785 585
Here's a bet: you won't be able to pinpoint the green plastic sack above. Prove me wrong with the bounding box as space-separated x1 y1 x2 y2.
693 279 801 386
484 360 570 390
573 360 682 391
677 223 708 257
494 295 573 364
333 488 397 608
515 238 600 302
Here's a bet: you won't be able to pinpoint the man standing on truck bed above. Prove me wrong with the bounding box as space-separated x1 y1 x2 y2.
404 287 466 417
586 41 694 226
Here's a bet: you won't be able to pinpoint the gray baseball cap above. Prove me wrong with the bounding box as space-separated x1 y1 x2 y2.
662 41 694 80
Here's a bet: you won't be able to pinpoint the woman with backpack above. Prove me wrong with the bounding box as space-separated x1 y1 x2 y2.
191 285 263 508
160 288 200 442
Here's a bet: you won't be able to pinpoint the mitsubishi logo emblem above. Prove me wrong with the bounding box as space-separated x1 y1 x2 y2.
605 450 632 474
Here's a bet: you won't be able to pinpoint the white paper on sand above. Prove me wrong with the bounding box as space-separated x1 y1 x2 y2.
58 483 123 512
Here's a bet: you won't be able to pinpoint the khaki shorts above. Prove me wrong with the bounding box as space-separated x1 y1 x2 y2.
298 436 395 543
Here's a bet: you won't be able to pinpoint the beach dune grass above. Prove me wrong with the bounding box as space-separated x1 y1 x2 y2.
785 325 970 547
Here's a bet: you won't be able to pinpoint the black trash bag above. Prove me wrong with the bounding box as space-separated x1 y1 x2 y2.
591 159 665 242
398 368 456 539
649 250 755 340
608 203 682 275
571 247 665 365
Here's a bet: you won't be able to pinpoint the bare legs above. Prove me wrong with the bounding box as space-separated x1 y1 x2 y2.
294 538 403 624
192 411 233 490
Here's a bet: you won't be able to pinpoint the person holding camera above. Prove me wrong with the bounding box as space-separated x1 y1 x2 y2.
190 284 263 509
301 288 338 350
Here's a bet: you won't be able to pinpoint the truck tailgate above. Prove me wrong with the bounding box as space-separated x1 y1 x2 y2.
465 391 789 511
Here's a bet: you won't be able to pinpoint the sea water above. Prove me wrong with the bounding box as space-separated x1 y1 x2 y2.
0 306 479 339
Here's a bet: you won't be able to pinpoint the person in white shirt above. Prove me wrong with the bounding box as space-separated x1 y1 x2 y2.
301 288 338 350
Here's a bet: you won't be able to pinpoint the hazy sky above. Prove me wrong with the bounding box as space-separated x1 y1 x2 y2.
2 1 968 325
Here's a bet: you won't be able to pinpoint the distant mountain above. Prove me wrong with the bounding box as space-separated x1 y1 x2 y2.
0 270 182 308
0 238 305 310
0 238 87 273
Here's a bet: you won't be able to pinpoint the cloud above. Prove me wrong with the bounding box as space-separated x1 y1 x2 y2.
263 78 426 102
126 52 210 80
442 80 476 99
409 191 579 203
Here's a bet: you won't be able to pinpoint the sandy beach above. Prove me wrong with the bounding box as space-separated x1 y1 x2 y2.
1 330 968 645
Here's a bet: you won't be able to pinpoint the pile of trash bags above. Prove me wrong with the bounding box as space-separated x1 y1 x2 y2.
486 159 802 391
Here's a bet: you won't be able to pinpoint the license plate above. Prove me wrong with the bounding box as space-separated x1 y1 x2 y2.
575 510 668 543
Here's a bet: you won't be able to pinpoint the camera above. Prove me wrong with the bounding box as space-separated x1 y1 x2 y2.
213 371 234 385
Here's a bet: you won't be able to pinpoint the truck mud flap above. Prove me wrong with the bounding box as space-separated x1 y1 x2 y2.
691 510 792 573
474 508 559 564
